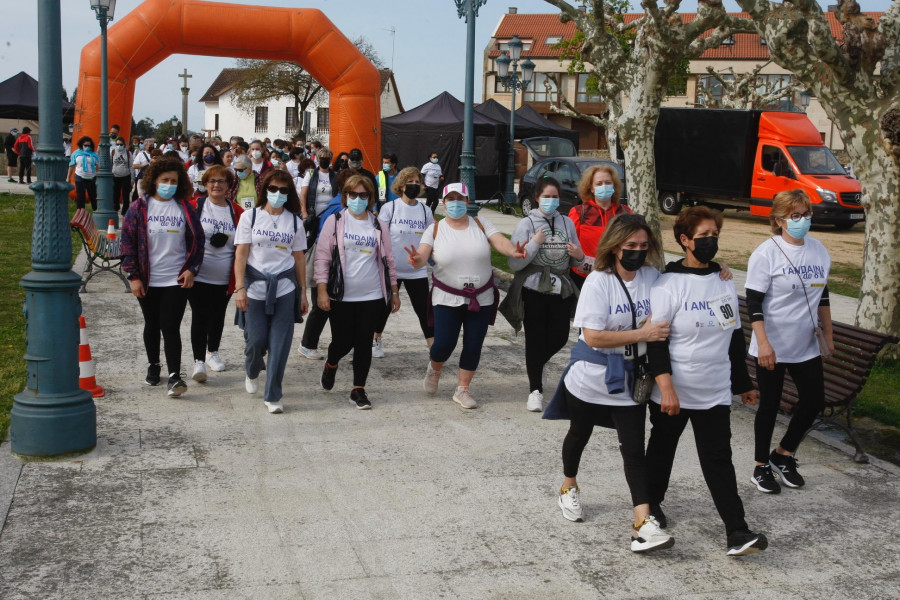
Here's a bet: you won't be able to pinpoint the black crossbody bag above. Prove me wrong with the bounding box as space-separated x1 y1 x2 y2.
614 273 654 404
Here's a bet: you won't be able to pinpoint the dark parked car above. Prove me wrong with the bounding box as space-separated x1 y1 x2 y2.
517 157 627 214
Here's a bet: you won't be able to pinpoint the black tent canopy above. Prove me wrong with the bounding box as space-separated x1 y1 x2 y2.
475 99 579 148
0 71 75 122
381 92 507 199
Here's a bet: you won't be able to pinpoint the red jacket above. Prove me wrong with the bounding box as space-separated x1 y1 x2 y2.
568 201 632 276
13 134 35 157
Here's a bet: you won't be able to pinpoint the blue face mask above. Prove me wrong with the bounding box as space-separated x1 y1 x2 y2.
203 154 215 164
594 184 615 201
267 191 288 208
445 200 467 219
539 197 560 214
382 163 391 172
347 197 368 215
156 183 177 200
784 216 811 239
431 157 438 164
236 169 248 180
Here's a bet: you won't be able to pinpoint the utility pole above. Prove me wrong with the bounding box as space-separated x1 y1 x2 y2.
179 68 192 137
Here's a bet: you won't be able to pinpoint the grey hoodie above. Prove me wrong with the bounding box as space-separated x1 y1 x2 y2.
508 208 583 292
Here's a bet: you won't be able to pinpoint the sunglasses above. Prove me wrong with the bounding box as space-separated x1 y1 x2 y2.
233 167 247 173
345 191 370 200
266 185 291 194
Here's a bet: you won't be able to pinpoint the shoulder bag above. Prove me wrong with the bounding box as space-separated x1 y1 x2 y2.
327 212 344 301
771 238 831 358
613 272 653 404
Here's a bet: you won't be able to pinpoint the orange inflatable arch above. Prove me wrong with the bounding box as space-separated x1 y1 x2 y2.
73 0 381 170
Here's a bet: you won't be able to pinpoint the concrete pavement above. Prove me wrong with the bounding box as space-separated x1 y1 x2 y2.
1 228 897 598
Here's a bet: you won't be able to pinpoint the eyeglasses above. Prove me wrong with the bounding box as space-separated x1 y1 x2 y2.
207 179 227 185
345 191 370 200
781 211 812 222
233 168 246 173
266 185 291 194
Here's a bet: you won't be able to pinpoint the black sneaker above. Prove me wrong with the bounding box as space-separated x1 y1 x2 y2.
750 464 781 494
321 363 337 391
727 529 768 557
769 451 805 488
167 373 187 397
350 388 371 410
145 363 161 386
649 503 668 529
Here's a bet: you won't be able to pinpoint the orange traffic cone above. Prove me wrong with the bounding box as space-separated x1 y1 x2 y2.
107 219 116 241
78 315 105 398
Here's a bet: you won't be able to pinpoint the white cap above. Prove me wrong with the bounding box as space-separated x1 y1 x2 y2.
442 182 469 199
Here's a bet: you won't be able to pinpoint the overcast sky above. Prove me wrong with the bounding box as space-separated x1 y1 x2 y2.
1 0 892 133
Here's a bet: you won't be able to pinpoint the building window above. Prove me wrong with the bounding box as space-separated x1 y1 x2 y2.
698 74 733 107
546 36 562 45
576 74 601 103
498 40 533 53
523 72 558 103
285 107 297 132
760 37 767 45
254 106 268 133
722 35 735 45
316 107 330 130
755 74 794 108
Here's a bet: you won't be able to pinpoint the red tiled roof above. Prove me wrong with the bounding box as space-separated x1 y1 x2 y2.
490 11 883 61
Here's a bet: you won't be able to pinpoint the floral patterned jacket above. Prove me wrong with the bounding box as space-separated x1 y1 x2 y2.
121 195 205 288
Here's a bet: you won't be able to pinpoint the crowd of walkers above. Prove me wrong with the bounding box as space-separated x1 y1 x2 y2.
114 130 834 558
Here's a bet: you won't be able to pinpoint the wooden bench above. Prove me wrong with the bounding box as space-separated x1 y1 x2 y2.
738 296 898 463
70 208 130 292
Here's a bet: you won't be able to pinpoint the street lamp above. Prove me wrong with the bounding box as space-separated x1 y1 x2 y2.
172 118 179 138
90 0 118 230
496 35 535 207
454 0 488 215
11 0 96 456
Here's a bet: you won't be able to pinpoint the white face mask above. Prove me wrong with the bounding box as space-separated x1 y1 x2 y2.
251 150 263 160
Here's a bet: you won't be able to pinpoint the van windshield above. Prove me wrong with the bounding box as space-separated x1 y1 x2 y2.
787 146 847 175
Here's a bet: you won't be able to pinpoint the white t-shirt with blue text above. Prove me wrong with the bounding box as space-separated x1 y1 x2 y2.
234 208 307 300
147 198 187 287
195 201 236 286
377 199 434 279
341 214 383 302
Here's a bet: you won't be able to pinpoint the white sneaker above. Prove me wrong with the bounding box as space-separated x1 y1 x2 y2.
423 362 441 395
372 338 385 358
526 390 544 412
191 360 207 383
245 376 259 394
264 401 283 414
558 486 584 522
452 386 477 409
298 345 323 360
631 516 674 553
205 351 226 372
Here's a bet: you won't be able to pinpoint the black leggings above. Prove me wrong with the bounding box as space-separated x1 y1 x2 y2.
113 175 131 213
646 402 747 536
18 156 32 182
301 302 329 349
523 288 573 392
75 176 97 210
374 277 433 339
326 298 384 387
753 356 825 462
561 386 650 507
425 186 440 214
187 281 231 361
137 285 188 375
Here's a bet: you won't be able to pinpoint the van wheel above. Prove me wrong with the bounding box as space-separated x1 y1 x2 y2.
659 191 682 215
520 196 534 214
833 222 856 231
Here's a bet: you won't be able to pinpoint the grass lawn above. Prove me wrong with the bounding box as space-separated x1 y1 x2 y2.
0 193 79 441
855 359 900 426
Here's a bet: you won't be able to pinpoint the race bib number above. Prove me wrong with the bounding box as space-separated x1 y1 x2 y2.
549 274 562 295
379 187 387 200
240 197 255 210
708 292 738 330
459 275 481 290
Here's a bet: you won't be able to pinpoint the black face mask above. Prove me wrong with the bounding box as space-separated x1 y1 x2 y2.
319 157 331 168
209 231 229 248
404 184 421 199
691 236 718 264
619 249 648 272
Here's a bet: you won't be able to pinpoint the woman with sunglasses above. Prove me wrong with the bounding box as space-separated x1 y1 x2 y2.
501 176 585 413
745 189 833 494
233 170 309 414
314 175 400 409
405 183 527 409
187 165 244 382
229 154 258 211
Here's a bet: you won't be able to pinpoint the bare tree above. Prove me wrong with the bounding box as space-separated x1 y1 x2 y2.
696 61 806 109
229 36 385 134
543 0 749 237
735 0 900 347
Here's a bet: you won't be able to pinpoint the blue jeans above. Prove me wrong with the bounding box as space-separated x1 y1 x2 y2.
244 293 296 403
429 304 493 371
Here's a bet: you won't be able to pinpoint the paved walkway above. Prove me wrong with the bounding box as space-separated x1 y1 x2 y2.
1 232 896 599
